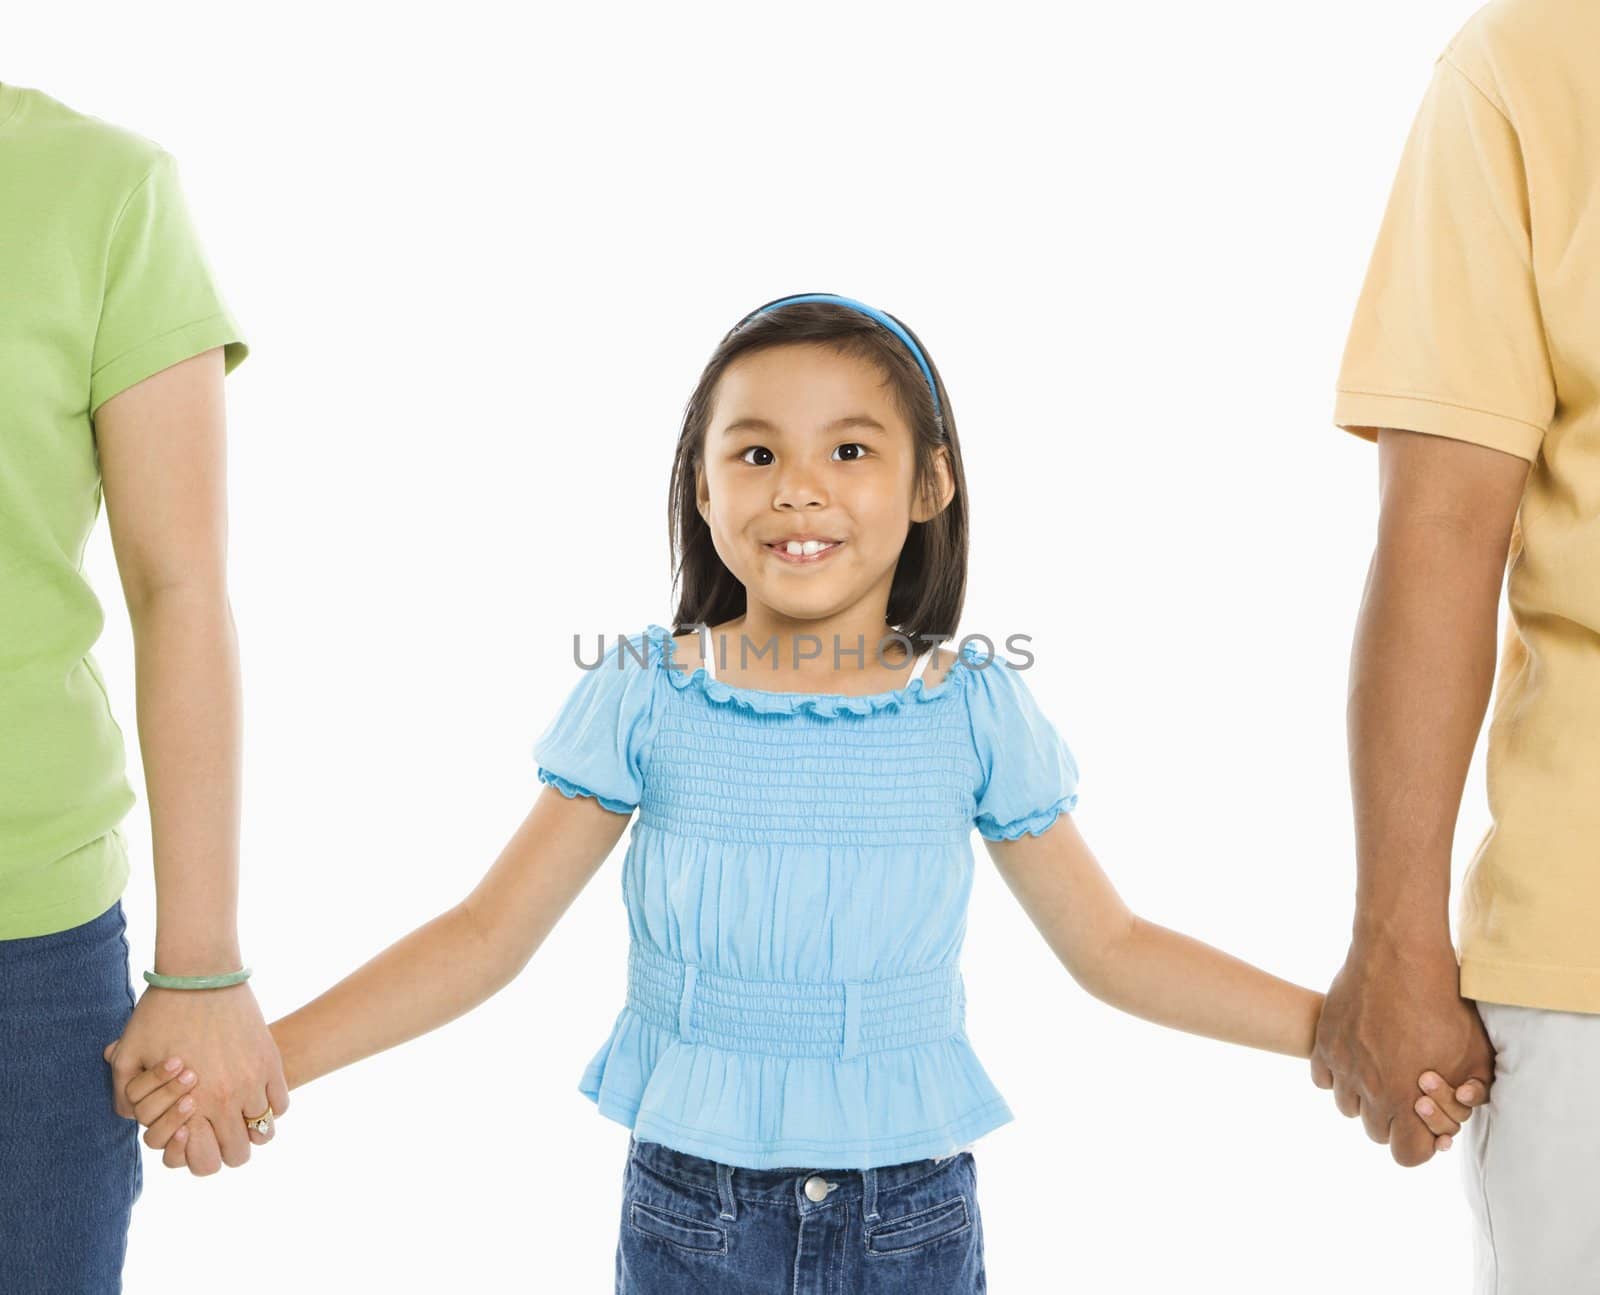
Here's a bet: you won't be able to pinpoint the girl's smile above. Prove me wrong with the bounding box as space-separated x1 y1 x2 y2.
766 537 846 564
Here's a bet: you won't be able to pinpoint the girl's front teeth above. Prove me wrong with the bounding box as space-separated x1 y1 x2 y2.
783 540 839 555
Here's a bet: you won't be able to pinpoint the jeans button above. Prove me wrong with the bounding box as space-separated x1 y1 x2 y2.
803 1175 832 1202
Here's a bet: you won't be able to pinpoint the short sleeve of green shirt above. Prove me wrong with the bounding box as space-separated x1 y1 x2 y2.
89 149 248 417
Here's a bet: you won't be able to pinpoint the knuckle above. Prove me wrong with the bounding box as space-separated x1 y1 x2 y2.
1402 1127 1434 1163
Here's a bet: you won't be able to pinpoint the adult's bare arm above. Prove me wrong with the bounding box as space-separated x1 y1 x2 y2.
95 348 287 1176
1311 427 1529 1167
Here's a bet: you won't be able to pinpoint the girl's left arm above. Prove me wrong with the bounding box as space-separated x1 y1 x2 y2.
987 813 1322 1057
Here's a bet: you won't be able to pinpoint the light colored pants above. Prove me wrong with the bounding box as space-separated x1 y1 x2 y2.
1463 999 1600 1293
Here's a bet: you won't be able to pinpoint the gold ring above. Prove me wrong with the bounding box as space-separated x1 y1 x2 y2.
244 1107 275 1137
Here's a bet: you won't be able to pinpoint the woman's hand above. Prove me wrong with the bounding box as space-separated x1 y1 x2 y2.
105 984 288 1175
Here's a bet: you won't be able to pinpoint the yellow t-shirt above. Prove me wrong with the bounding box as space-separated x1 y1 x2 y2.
1333 0 1600 1012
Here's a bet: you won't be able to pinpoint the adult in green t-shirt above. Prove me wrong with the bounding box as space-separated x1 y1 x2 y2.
0 83 287 1290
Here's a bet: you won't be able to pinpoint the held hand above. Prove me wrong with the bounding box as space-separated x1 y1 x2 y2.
101 1048 207 1159
104 983 288 1176
1310 940 1494 1167
1412 1069 1492 1151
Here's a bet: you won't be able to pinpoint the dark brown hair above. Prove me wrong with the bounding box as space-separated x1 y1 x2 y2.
666 299 970 657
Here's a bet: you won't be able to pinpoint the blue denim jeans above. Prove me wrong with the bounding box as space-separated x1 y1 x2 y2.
0 901 142 1293
616 1135 986 1293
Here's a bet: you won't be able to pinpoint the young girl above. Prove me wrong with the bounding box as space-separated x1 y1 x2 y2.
114 293 1487 1291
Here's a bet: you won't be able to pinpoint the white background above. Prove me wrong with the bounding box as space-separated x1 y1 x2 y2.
13 1 1500 1290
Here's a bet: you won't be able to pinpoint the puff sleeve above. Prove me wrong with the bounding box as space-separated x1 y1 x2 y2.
966 652 1080 841
533 631 658 815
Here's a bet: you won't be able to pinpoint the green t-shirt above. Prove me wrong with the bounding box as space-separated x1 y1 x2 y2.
0 83 247 939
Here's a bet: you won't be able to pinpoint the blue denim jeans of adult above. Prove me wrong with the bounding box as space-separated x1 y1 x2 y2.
0 900 142 1293
616 1134 987 1293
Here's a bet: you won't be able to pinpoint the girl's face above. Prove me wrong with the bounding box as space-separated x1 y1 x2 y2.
697 342 952 631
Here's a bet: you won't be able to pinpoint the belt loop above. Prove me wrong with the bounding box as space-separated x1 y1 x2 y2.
840 980 861 1060
678 963 698 1041
716 1162 737 1221
862 1165 880 1224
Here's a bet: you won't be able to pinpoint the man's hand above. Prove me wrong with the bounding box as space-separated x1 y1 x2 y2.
1312 937 1494 1167
105 984 288 1176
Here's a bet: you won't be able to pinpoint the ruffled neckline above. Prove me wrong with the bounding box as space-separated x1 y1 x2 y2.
644 623 983 718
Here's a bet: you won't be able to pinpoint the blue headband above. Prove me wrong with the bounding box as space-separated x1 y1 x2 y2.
734 292 942 421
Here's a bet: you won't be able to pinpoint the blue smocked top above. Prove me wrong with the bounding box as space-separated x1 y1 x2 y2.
532 624 1079 1170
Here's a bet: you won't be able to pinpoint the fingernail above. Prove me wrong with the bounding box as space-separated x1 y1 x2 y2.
1420 1074 1439 1092
179 1071 196 1085
1440 1136 1452 1150
1457 1088 1474 1103
178 1097 194 1114
164 1057 182 1073
1418 1099 1435 1116
175 1127 188 1142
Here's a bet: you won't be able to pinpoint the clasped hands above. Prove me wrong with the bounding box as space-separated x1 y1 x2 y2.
1312 939 1495 1166
106 943 1495 1173
103 981 289 1176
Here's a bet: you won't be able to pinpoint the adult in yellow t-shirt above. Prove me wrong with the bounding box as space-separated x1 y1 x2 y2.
1309 0 1600 1288
0 84 285 1290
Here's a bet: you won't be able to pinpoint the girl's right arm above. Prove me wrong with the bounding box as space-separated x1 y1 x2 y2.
269 786 630 1091
127 787 628 1157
